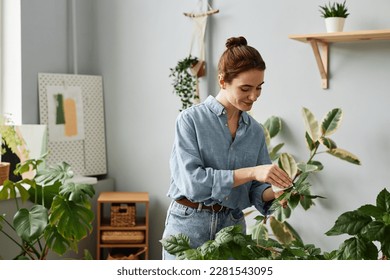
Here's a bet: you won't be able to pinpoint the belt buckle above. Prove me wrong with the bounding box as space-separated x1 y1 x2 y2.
211 204 224 213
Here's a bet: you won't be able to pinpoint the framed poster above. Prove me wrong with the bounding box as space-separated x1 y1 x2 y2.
38 73 107 176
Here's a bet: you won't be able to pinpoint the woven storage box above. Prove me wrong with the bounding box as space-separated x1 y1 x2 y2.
110 203 136 227
0 162 10 186
101 231 145 244
106 248 147 260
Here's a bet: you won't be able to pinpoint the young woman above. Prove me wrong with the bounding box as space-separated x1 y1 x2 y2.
162 36 292 259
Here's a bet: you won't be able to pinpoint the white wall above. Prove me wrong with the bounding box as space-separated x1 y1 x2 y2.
19 0 390 259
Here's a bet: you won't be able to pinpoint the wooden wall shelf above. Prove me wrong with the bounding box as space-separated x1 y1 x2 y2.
289 29 390 89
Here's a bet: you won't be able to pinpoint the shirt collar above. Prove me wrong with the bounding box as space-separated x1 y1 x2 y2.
204 95 249 125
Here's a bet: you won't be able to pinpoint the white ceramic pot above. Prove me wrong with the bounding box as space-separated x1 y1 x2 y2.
325 17 346 33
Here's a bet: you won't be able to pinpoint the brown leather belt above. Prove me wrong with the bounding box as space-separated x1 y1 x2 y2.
176 198 228 212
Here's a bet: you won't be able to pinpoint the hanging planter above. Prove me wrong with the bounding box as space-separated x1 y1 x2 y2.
169 55 201 111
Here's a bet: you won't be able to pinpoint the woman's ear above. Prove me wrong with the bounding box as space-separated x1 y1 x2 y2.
218 74 226 89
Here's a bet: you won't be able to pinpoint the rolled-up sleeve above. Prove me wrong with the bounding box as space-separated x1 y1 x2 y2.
169 111 234 203
250 182 273 215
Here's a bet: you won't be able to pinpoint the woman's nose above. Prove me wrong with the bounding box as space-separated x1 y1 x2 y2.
248 91 260 101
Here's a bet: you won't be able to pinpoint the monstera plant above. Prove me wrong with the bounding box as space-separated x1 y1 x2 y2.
161 107 370 260
0 156 95 259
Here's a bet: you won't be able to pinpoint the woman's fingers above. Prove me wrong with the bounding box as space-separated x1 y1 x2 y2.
268 165 292 187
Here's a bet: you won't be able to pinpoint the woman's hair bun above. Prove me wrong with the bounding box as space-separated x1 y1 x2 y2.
225 36 248 49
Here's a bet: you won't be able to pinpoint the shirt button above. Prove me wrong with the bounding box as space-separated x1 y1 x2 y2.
225 123 228 126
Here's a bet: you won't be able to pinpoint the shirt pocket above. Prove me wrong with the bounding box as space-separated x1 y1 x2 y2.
234 149 258 168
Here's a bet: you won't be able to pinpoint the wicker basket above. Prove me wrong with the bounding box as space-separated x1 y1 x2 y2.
110 203 136 227
0 162 10 186
106 247 147 260
101 231 145 244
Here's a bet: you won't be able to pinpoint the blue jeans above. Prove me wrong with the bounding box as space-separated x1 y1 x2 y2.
161 201 246 260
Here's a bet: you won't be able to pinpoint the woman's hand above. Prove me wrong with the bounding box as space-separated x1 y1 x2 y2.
253 164 292 188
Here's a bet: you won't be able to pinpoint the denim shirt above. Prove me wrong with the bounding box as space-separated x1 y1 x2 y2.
167 95 273 215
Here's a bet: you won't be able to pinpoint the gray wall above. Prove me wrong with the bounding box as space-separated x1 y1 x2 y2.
17 0 390 259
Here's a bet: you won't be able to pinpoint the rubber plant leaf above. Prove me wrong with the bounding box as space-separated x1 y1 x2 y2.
278 153 297 179
327 148 361 165
321 108 343 136
302 107 320 143
264 116 282 138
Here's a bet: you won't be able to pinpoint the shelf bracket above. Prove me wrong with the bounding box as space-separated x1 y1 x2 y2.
308 39 329 89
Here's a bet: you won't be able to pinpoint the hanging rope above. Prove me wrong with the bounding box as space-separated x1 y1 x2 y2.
184 1 219 102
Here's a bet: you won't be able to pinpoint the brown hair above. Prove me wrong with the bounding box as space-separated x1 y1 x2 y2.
218 36 266 84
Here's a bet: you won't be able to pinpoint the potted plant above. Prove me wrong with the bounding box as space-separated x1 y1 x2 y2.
0 156 95 259
319 1 349 32
0 115 31 185
169 55 205 112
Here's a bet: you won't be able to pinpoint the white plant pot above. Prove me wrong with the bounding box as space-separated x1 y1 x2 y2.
325 17 346 33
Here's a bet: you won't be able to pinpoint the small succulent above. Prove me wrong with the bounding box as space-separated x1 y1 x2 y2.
319 1 349 18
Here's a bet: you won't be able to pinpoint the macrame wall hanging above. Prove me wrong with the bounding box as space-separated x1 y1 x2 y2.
169 0 219 111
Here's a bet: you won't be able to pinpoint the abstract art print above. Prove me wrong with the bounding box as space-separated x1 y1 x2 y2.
46 85 85 142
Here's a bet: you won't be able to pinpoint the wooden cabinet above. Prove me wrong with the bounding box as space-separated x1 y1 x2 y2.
96 192 149 260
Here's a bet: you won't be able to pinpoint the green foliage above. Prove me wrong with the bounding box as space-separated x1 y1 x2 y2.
161 106 367 260
169 55 200 111
319 1 349 18
325 188 390 259
264 107 360 219
0 157 95 259
0 116 28 159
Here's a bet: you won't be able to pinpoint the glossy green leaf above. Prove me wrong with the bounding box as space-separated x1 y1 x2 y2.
269 143 285 161
59 182 95 206
264 116 282 138
305 132 316 151
357 204 383 220
320 137 337 149
297 163 318 173
34 162 74 186
270 216 295 245
321 108 343 136
160 233 192 255
326 210 372 236
0 180 30 202
263 125 271 147
278 153 297 179
336 237 378 260
308 160 324 171
327 148 361 165
376 188 390 213
302 107 320 142
300 194 314 210
13 205 48 242
49 196 94 242
360 221 387 241
44 225 71 255
288 193 301 210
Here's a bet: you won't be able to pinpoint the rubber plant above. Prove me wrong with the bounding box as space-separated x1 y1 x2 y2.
169 55 202 111
0 156 95 259
161 107 364 260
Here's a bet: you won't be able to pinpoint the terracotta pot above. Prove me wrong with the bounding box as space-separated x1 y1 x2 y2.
0 162 10 185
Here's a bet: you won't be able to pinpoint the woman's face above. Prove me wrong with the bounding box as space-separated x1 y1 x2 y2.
220 69 265 112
